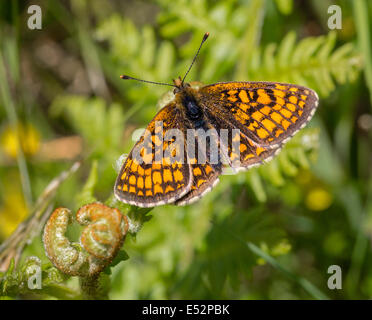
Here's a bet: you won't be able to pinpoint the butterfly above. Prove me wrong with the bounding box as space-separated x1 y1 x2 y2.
114 33 319 207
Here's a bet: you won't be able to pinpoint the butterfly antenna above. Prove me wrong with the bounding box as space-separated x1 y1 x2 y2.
120 75 176 87
182 32 209 84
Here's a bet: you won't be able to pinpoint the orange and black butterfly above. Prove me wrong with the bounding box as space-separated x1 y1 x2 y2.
114 33 319 207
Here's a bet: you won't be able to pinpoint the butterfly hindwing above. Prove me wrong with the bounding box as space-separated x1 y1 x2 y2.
175 163 221 206
228 130 281 171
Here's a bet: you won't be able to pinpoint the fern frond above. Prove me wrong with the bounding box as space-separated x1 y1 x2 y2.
257 128 319 185
246 31 362 97
50 95 124 158
173 208 286 297
156 0 266 82
247 128 319 200
95 15 178 102
209 128 319 203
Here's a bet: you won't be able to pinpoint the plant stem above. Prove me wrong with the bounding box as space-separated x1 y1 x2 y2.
353 0 372 108
246 242 330 300
0 51 32 208
80 274 110 300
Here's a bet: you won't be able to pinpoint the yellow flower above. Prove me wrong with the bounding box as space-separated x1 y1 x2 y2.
305 188 333 211
0 188 28 239
0 123 40 158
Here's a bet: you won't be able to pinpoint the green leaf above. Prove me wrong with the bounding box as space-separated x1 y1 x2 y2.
103 250 130 275
274 0 293 15
49 95 124 164
174 208 285 297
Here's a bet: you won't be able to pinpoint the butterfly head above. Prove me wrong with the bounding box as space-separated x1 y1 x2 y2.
173 76 191 94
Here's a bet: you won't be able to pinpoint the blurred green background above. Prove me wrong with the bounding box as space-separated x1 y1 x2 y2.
0 0 372 299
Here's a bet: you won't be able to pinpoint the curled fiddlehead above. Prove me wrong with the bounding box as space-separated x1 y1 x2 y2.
43 203 128 277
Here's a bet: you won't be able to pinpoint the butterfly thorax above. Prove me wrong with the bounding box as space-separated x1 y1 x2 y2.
173 82 205 127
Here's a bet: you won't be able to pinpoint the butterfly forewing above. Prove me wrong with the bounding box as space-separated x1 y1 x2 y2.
198 82 319 149
114 102 192 207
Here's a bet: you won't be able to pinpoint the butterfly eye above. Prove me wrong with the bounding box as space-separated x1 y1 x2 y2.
173 87 180 94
